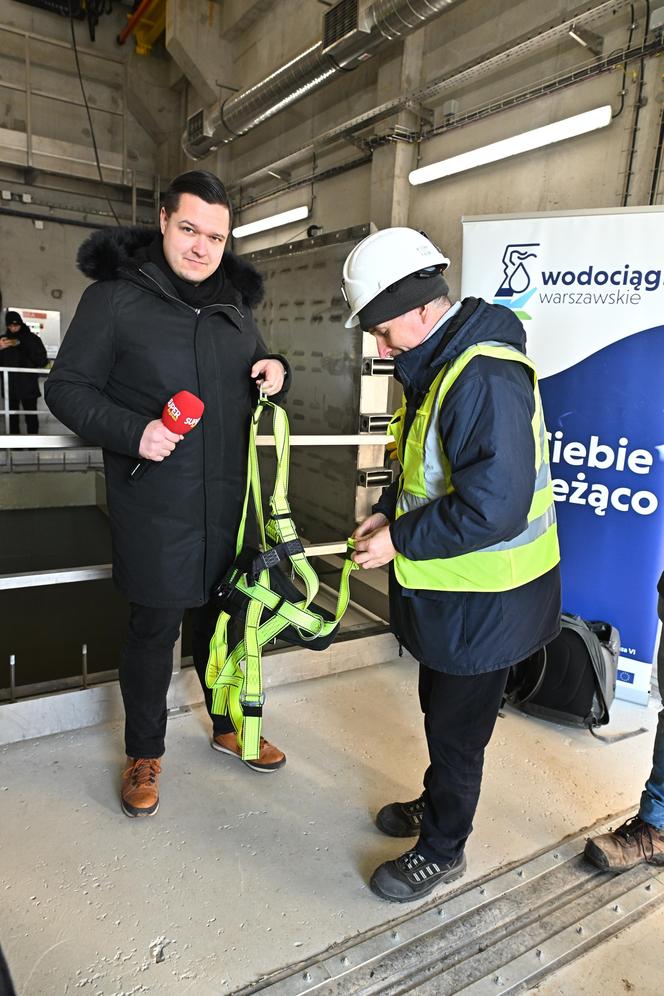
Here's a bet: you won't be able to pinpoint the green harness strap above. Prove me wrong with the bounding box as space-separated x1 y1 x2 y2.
205 396 359 761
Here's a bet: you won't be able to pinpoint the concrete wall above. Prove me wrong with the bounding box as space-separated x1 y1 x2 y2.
0 470 97 510
0 214 97 336
0 0 176 177
0 0 180 331
0 0 661 447
3 1 660 333
218 0 662 270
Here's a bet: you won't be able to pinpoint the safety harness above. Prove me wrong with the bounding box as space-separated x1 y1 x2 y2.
205 393 359 761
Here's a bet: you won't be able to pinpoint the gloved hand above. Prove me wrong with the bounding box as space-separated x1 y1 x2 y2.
385 438 399 462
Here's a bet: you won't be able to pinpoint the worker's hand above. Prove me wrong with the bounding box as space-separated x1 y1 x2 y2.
138 419 183 461
251 358 285 396
351 524 396 570
352 511 389 539
0 337 18 349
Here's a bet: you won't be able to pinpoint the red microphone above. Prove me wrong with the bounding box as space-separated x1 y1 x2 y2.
129 390 205 483
160 390 205 434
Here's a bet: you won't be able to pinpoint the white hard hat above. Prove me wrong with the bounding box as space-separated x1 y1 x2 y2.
342 227 450 329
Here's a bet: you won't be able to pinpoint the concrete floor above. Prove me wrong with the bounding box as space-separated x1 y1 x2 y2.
533 905 664 996
1 656 662 995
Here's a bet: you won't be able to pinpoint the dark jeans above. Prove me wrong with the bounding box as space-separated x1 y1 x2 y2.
639 594 664 829
119 600 234 758
417 663 510 864
8 397 39 434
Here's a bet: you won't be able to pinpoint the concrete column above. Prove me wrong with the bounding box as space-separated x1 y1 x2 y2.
166 0 231 109
125 53 181 179
369 33 426 229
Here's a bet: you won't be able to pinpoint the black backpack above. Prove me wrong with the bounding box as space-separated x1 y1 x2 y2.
505 613 620 731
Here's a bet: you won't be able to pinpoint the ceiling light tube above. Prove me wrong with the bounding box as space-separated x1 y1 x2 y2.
568 29 589 47
568 26 604 56
409 105 613 186
232 205 309 238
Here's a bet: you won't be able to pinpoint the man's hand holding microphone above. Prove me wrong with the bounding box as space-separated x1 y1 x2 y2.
139 418 183 462
130 390 204 483
131 361 284 483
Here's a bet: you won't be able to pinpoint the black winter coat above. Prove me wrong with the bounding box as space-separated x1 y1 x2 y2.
1 321 48 401
375 298 561 675
45 227 290 608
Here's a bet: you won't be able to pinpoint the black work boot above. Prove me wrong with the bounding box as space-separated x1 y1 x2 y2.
370 848 466 902
375 793 425 837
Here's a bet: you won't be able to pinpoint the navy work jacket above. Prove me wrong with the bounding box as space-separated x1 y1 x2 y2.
375 297 561 674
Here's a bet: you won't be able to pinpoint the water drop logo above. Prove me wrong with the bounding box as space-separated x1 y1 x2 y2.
493 243 540 320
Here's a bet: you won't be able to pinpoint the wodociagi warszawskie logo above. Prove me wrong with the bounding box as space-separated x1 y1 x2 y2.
493 243 540 320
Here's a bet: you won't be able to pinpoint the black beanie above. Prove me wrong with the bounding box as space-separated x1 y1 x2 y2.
357 268 449 331
5 311 22 327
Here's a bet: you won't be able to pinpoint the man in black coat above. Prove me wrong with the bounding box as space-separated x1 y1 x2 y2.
46 171 291 818
1 310 48 433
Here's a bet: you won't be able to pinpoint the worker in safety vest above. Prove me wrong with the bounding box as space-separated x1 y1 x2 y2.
344 228 561 902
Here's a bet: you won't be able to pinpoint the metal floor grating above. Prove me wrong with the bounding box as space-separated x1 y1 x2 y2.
241 810 664 995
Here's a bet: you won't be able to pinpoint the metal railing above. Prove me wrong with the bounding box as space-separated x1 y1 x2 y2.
1 366 105 472
1 366 50 432
1 429 391 701
0 21 146 189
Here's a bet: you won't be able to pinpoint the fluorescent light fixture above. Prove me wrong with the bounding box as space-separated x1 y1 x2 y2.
408 105 613 186
232 205 309 239
568 26 603 56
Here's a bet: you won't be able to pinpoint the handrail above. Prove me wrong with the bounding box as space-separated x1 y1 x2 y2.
0 565 112 590
1 370 390 445
0 543 352 592
1 390 388 587
0 366 50 373
1 433 389 447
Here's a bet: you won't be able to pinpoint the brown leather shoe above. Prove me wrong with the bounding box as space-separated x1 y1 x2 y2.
584 815 664 871
121 757 161 817
211 732 286 772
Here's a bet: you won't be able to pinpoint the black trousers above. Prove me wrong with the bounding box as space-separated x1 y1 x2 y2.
416 663 510 864
119 600 234 759
9 397 39 434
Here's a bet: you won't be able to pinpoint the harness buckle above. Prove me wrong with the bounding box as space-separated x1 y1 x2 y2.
240 690 266 717
246 540 305 586
212 563 241 607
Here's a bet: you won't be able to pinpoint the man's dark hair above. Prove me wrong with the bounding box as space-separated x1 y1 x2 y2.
162 170 233 224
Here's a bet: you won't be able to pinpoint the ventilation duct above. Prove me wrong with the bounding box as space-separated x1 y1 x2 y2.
183 0 461 159
322 0 372 67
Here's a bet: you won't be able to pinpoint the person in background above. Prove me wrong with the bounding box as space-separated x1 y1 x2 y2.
343 227 561 902
45 170 290 819
585 572 664 869
0 310 48 433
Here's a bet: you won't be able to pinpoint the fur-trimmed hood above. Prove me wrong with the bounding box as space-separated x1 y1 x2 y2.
76 225 264 308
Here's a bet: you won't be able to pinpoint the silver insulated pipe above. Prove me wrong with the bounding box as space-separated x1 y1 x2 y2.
183 0 461 159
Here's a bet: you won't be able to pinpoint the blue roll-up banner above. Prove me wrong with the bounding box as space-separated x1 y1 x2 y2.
462 208 664 704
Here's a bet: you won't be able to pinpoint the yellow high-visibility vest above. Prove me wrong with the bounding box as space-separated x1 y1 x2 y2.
391 341 559 592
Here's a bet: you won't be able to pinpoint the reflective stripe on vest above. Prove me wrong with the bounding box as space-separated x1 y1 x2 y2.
393 341 560 593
